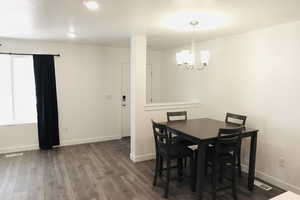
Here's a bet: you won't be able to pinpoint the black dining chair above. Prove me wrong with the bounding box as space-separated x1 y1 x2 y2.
225 113 247 177
167 111 188 121
167 111 198 160
206 127 243 200
167 112 194 147
152 120 194 198
225 113 247 126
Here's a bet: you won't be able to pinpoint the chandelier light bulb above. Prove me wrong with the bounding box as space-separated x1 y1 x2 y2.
83 0 99 10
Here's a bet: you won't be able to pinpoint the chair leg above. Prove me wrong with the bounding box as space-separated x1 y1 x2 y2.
238 143 242 178
204 153 208 176
212 164 217 200
237 154 242 178
177 158 183 182
159 156 163 177
164 159 171 198
232 159 237 200
219 163 224 183
190 155 196 192
153 154 159 186
194 151 198 192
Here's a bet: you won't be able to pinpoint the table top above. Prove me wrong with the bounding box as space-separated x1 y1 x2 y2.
162 118 258 142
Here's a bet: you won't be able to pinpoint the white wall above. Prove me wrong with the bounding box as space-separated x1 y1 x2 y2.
157 21 300 193
159 47 202 103
0 39 130 153
2 19 299 195
146 50 161 103
0 38 163 153
130 35 205 162
101 47 130 140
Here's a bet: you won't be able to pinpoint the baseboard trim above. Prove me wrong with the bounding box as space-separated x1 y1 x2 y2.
60 135 122 147
0 144 39 155
130 153 155 163
129 154 300 194
0 135 122 155
241 164 300 194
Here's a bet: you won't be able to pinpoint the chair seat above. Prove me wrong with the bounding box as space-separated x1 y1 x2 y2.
173 136 197 147
158 144 193 159
207 143 239 158
207 146 235 162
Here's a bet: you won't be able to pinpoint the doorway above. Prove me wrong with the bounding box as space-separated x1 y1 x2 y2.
146 64 153 104
121 63 153 138
121 63 130 137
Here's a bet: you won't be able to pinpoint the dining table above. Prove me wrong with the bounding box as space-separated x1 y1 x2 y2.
163 118 259 200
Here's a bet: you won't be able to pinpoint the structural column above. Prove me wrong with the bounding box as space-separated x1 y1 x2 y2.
130 35 147 161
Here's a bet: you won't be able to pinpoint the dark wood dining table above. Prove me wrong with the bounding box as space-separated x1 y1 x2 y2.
163 118 258 200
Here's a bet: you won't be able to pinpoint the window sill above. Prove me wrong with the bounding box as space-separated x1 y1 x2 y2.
144 101 201 111
0 122 37 127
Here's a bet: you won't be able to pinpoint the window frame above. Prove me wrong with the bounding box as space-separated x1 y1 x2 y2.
0 55 37 126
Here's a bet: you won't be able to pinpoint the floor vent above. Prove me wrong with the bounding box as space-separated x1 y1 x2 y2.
5 153 24 158
254 179 273 191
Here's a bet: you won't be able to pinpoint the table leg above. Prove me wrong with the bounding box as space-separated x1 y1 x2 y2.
197 142 207 200
248 131 258 190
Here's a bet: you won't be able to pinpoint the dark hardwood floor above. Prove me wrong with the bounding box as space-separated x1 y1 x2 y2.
0 138 284 200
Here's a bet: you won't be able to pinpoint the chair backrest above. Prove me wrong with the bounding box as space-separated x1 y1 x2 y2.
214 127 243 160
152 120 171 153
225 112 247 126
167 111 187 122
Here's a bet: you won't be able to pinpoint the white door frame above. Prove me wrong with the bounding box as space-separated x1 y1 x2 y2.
121 63 130 137
146 64 153 103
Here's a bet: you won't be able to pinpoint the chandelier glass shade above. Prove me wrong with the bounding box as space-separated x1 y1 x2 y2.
200 50 210 66
176 50 195 68
176 20 210 70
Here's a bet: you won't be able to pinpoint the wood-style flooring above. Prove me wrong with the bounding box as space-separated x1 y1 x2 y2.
0 138 284 200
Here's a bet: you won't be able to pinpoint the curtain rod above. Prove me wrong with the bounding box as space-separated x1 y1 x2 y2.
0 52 60 57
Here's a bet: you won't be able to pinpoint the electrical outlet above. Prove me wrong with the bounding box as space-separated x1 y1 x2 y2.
279 157 285 168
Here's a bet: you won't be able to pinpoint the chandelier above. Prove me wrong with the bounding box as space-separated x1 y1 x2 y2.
176 20 210 70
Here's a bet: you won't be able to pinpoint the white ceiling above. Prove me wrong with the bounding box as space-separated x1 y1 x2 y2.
1 0 300 49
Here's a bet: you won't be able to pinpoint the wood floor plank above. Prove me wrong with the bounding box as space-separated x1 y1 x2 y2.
0 138 285 200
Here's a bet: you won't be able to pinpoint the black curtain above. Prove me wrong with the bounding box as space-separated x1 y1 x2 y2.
33 55 60 150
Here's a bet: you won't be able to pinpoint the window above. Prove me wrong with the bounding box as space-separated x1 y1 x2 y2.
0 55 37 125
